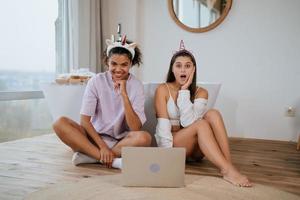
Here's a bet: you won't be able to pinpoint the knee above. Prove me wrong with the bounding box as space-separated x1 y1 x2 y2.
194 119 211 133
139 131 152 146
52 116 69 135
131 131 152 146
204 109 222 122
195 119 210 128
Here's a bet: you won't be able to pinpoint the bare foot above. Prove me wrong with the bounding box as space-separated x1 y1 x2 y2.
221 165 252 187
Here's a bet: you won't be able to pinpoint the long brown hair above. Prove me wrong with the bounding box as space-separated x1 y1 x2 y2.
166 50 197 102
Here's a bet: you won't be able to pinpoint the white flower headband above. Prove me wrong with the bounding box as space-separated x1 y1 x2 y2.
106 35 137 60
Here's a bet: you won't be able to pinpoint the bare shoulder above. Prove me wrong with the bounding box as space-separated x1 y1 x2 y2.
195 87 208 99
155 83 168 96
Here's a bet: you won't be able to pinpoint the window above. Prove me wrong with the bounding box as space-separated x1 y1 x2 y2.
0 0 58 142
0 0 58 91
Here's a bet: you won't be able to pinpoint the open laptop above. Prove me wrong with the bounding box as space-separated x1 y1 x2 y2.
122 147 186 187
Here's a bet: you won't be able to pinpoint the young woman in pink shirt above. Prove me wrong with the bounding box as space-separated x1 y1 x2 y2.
53 36 151 169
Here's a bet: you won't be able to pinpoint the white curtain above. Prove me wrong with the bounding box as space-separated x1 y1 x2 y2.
56 0 102 74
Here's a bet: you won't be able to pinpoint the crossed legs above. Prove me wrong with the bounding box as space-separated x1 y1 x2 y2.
52 117 152 161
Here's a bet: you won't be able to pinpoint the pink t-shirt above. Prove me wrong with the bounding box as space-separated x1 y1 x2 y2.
80 71 146 139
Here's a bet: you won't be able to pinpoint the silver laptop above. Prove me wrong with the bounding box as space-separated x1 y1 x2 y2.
122 147 186 187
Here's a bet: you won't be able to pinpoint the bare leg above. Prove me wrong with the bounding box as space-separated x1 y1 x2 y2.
173 119 251 187
112 131 152 157
52 117 100 160
204 109 232 162
174 120 230 169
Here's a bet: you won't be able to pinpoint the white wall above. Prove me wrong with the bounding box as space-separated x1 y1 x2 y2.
102 0 300 141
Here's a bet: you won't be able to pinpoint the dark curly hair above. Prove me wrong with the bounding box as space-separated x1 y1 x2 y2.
102 40 142 67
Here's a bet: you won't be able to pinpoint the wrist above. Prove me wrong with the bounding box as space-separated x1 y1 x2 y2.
121 91 129 99
178 89 190 95
180 87 189 91
98 141 108 150
181 85 189 90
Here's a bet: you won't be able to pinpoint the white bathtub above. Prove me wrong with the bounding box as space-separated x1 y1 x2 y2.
42 82 221 135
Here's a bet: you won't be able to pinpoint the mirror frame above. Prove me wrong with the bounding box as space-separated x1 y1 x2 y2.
168 0 233 33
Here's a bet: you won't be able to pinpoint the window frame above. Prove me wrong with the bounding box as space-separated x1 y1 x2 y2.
0 91 44 101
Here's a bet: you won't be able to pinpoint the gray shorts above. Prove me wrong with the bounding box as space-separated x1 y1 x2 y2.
99 132 128 149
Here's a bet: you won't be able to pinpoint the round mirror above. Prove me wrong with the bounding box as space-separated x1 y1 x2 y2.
168 0 232 33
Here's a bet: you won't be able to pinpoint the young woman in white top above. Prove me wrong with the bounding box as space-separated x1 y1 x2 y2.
154 41 251 187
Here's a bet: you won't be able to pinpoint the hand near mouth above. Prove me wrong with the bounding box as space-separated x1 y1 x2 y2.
114 79 127 96
181 67 195 90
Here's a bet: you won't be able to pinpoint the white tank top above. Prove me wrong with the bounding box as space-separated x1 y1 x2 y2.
167 96 180 126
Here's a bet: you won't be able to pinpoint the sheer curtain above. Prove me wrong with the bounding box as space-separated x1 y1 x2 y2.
56 0 102 74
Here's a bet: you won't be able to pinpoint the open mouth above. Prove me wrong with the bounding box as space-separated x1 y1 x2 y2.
180 74 187 79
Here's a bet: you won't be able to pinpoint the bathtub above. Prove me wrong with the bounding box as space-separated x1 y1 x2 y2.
42 82 221 135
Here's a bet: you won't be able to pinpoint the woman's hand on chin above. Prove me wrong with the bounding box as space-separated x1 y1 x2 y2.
114 80 127 96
